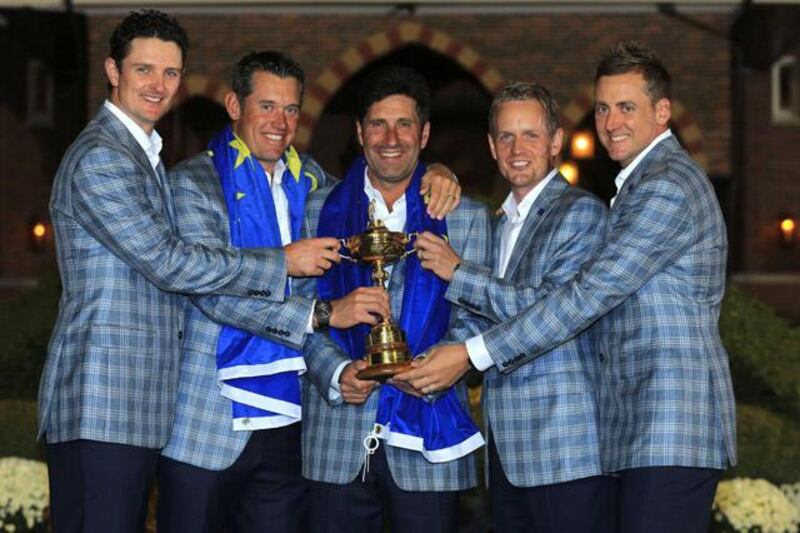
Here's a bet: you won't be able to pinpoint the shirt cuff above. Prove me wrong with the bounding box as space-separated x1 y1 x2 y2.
465 335 494 372
328 360 350 401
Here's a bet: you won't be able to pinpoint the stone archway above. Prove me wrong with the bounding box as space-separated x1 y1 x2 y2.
296 21 505 150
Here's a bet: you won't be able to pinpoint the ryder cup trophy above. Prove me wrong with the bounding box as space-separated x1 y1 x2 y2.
339 202 417 381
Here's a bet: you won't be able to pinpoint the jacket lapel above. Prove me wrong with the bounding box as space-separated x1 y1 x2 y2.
611 134 680 210
502 175 568 280
97 105 175 224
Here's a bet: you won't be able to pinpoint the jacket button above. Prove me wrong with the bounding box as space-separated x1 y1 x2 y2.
599 353 605 362
248 290 256 296
265 290 272 297
458 297 467 304
177 331 183 340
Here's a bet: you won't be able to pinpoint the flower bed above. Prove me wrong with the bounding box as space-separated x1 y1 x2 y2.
0 457 48 532
713 478 800 532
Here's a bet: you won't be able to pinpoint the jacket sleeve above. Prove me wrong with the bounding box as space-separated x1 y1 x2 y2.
63 145 287 300
440 204 493 343
447 196 607 325
482 174 693 373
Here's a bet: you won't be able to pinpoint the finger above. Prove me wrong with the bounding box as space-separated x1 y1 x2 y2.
427 187 447 218
318 237 341 250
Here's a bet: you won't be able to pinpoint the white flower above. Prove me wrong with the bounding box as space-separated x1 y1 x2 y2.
713 478 800 533
0 457 48 531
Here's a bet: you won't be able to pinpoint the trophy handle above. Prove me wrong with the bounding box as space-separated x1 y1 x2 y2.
399 232 419 259
338 238 358 263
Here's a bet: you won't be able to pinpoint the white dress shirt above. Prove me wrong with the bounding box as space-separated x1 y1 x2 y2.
328 170 407 398
465 168 557 371
103 100 163 170
609 129 672 207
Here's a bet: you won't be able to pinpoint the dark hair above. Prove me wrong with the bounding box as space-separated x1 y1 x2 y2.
109 10 189 67
356 66 431 124
595 41 671 103
231 51 305 105
489 81 561 137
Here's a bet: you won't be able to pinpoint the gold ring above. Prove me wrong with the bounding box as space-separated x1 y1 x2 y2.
447 194 456 199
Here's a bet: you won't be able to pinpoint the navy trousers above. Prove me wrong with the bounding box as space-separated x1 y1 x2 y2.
46 439 159 533
617 466 722 533
307 444 460 533
157 423 307 533
488 436 618 533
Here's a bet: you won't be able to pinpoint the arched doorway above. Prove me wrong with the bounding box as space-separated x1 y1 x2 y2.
158 95 229 169
308 45 499 203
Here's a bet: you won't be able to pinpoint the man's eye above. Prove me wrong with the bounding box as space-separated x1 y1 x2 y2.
286 107 300 116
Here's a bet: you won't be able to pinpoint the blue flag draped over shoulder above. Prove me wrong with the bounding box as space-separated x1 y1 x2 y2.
316 157 484 462
209 125 317 430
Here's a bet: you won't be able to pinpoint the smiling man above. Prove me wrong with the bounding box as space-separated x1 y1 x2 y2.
398 82 613 532
156 53 462 533
40 12 339 533
296 66 490 533
403 42 737 533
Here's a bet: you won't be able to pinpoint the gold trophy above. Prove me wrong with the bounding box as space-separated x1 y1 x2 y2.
339 202 417 381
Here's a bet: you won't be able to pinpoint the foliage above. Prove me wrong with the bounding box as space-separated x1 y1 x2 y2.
732 404 800 484
0 401 43 461
721 284 800 418
0 274 60 400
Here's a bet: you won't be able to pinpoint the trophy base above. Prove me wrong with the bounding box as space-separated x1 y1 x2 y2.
356 361 413 382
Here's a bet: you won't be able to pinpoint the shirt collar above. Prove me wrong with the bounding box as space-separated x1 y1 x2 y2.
613 129 672 194
268 159 287 186
104 100 163 170
363 168 406 216
501 168 557 224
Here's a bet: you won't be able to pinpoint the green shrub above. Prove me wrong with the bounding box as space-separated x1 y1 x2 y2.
0 400 44 460
721 284 800 417
730 403 800 484
0 273 60 400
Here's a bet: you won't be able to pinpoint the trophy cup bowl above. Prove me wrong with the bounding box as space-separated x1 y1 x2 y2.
340 216 416 381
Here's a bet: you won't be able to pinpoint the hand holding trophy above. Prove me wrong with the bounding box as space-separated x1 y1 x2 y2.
339 201 418 381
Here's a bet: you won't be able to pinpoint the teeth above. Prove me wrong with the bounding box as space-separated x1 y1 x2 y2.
265 134 283 142
143 95 162 103
610 134 627 142
379 151 402 158
510 160 529 168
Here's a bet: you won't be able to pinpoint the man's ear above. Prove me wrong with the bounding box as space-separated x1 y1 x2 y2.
224 91 241 121
655 98 671 127
487 133 498 161
420 121 431 150
104 58 120 89
356 120 364 147
550 128 564 157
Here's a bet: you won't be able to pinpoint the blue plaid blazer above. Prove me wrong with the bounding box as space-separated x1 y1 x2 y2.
161 151 334 470
479 136 737 471
446 174 609 487
39 107 287 448
297 186 491 492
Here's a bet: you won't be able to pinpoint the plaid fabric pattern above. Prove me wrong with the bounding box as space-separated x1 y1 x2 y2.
297 188 491 491
481 137 737 471
447 175 609 487
161 152 334 470
39 107 288 448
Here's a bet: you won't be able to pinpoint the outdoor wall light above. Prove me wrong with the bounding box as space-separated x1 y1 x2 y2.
559 161 579 185
29 216 49 251
570 131 595 159
778 213 797 247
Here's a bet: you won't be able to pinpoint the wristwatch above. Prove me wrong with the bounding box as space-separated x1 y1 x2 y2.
313 299 333 330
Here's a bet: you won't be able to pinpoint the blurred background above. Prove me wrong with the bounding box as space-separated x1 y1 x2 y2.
0 0 798 530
